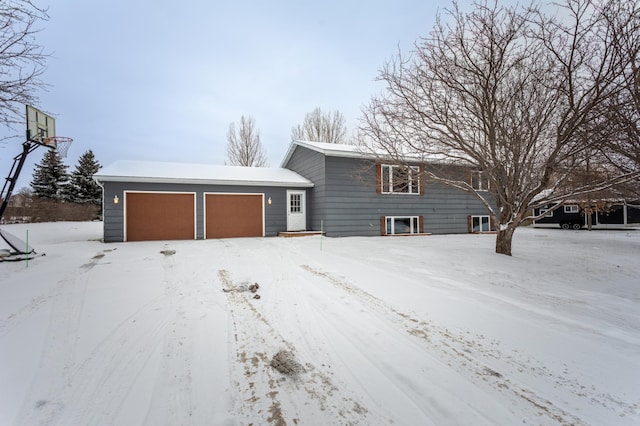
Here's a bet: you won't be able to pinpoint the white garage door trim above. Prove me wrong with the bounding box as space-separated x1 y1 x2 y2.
123 190 197 242
203 192 265 238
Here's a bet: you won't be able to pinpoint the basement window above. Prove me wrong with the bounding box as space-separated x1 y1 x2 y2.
470 215 491 232
385 216 420 235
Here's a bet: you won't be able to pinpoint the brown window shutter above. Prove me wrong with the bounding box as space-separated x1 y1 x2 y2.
380 216 387 235
467 215 473 233
490 215 497 232
420 165 425 195
419 216 424 233
376 164 382 194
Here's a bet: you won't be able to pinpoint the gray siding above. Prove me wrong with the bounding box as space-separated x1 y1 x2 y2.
287 150 494 237
101 181 307 242
282 147 326 231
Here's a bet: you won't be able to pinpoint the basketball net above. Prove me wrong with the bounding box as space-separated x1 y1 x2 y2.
43 136 73 158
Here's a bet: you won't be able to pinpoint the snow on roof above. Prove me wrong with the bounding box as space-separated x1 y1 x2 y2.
280 140 366 166
280 140 462 167
94 160 314 187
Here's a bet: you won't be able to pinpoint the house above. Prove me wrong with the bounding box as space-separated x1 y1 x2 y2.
281 141 494 236
533 201 640 229
94 141 494 242
94 162 313 242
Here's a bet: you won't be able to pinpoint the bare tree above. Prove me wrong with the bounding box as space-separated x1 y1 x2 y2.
291 107 349 143
225 115 268 167
0 1 49 132
359 0 638 256
598 1 640 175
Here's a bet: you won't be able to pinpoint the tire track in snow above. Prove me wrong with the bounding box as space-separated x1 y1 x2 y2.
14 249 113 425
67 246 225 425
218 268 387 425
143 249 199 425
0 249 113 338
14 249 175 425
303 251 640 421
300 264 587 425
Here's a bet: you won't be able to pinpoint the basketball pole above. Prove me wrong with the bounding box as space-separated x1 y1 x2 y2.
0 140 43 221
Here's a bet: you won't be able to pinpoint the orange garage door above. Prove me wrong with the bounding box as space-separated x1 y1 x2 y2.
126 192 195 241
205 193 263 238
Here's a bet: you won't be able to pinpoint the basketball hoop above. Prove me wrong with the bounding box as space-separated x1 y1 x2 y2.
43 136 73 158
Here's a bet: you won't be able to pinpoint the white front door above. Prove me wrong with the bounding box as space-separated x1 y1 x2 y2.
286 190 306 231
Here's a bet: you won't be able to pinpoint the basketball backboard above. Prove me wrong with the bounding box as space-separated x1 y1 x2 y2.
26 105 56 143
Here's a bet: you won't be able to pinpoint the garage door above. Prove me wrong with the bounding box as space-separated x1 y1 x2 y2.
205 193 263 238
126 192 195 241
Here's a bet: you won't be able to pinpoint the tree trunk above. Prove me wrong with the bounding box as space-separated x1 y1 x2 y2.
495 226 516 256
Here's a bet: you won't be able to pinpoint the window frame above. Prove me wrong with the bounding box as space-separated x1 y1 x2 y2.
380 164 421 195
385 216 421 235
289 192 302 213
470 215 491 233
564 204 579 214
471 171 490 191
539 208 554 218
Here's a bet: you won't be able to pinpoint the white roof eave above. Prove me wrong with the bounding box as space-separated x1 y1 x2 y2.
94 175 314 188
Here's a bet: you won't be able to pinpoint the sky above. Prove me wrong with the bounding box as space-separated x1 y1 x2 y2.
2 0 479 189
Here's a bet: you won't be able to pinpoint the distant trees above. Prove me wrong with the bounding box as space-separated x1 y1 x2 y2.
5 149 104 222
0 0 49 131
226 115 268 167
359 0 639 256
291 107 349 144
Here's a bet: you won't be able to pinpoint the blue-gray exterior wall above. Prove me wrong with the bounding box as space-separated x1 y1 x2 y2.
283 147 326 231
284 145 494 237
100 181 307 242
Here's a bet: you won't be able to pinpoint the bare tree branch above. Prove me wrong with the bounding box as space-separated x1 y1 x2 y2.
225 115 268 167
359 0 638 255
0 0 49 130
291 107 349 143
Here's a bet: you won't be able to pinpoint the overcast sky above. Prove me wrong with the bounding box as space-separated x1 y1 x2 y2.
2 0 492 189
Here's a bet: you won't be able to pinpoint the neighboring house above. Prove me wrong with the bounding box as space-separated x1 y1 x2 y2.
533 201 640 229
94 141 495 242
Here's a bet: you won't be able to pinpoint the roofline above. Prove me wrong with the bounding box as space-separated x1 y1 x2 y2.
280 140 368 167
280 140 463 167
94 175 314 188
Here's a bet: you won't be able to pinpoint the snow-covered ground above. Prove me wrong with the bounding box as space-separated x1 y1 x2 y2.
1 222 639 425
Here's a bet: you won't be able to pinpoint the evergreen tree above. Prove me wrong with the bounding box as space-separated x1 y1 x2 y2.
31 149 69 200
65 150 102 204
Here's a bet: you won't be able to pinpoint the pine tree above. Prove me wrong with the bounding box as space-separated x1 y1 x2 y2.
31 149 69 200
65 150 102 204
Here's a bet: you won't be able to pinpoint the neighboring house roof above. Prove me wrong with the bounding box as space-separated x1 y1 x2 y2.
94 160 314 187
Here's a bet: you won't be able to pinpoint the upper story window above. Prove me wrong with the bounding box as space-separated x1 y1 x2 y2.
380 164 421 195
471 171 490 191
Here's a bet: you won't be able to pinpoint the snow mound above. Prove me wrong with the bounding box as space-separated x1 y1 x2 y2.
270 350 305 376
